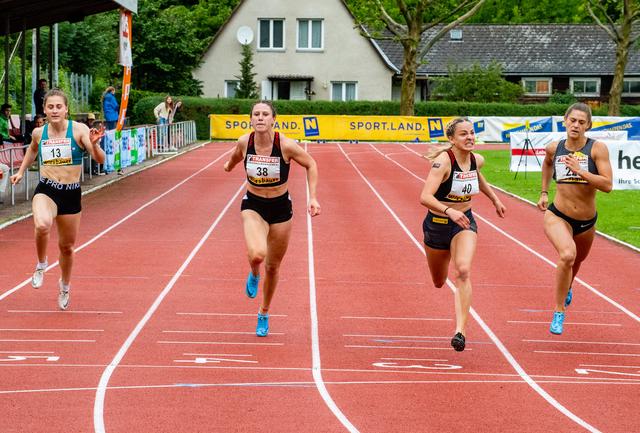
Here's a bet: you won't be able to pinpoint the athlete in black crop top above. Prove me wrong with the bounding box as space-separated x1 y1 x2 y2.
420 117 506 351
537 103 613 335
224 100 320 337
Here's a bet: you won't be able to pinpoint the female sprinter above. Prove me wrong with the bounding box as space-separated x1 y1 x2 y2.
224 100 320 336
537 103 612 335
11 88 105 310
420 117 506 351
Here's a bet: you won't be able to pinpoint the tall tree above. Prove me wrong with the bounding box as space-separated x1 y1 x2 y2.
234 43 259 99
587 0 640 115
348 0 486 115
468 0 589 23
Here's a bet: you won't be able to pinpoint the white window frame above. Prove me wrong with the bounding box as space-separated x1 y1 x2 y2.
622 77 640 96
297 19 324 51
331 81 358 101
224 80 239 98
522 77 552 96
257 18 285 51
569 77 601 97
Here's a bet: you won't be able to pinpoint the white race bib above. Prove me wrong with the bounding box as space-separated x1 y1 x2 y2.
246 154 281 185
447 170 479 201
555 153 589 183
41 138 72 166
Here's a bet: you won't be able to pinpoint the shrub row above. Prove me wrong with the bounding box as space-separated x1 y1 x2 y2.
130 97 640 140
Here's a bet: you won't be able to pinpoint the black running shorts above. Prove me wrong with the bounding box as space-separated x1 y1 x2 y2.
34 178 82 215
423 209 477 250
241 190 293 225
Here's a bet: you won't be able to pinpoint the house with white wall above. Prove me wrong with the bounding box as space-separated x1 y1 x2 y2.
193 0 395 102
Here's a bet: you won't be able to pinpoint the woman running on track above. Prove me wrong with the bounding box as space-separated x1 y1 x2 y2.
420 117 506 351
10 88 105 310
224 100 320 336
537 103 612 335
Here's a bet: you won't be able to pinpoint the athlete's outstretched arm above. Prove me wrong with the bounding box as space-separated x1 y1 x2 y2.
537 141 557 211
224 135 248 172
286 140 320 216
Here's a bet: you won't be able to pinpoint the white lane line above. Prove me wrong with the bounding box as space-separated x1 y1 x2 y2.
344 334 450 339
346 345 462 351
0 351 54 354
7 310 122 314
383 143 640 323
0 328 103 332
163 330 285 336
509 320 621 327
579 364 640 369
535 351 640 357
93 181 245 433
519 309 624 315
341 316 450 321
3 378 640 397
344 143 602 433
157 341 283 346
306 144 360 433
183 353 254 357
525 339 640 346
381 358 449 362
1 148 231 303
176 312 287 317
0 339 94 343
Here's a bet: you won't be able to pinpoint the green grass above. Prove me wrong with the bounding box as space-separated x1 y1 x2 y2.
476 149 640 248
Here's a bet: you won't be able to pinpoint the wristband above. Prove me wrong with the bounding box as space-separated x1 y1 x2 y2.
443 207 450 215
540 191 548 195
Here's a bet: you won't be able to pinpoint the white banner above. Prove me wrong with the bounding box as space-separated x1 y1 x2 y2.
119 11 133 67
608 140 640 190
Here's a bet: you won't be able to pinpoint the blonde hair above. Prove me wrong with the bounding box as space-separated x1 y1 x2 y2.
424 117 470 161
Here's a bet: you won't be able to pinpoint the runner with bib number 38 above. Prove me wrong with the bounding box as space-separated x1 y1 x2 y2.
420 117 506 352
224 100 320 337
537 103 612 335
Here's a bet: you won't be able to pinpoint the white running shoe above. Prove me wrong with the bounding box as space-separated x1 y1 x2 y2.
31 266 46 289
57 280 70 311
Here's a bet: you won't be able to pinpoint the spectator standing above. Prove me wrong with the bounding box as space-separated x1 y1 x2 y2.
154 96 174 150
34 79 48 116
102 87 121 174
102 87 119 131
85 113 105 176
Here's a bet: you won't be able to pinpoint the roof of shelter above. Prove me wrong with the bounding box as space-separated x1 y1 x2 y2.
371 24 640 76
0 0 137 36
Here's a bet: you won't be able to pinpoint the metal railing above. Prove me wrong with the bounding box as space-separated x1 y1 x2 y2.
1 120 198 207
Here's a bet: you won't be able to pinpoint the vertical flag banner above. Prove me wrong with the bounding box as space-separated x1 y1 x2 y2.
117 9 133 132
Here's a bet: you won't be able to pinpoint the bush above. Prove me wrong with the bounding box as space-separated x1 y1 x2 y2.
548 91 577 105
432 62 523 103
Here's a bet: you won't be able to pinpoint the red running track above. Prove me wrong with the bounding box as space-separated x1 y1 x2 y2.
0 142 638 433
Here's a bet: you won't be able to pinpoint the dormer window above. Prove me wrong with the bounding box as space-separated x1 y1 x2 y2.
450 29 463 41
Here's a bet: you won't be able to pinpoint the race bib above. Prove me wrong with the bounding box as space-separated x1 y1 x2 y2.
447 170 479 201
555 153 589 183
246 154 280 185
41 138 72 166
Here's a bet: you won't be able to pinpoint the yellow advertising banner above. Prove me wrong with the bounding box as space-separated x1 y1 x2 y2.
210 115 456 142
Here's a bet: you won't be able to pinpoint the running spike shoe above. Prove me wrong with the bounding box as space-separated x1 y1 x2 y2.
550 311 565 335
451 332 466 352
31 263 47 289
256 313 269 337
57 279 70 311
564 287 573 307
245 272 259 299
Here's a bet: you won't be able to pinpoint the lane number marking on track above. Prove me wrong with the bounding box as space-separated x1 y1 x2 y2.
0 354 60 362
174 355 258 365
575 367 640 378
373 360 462 370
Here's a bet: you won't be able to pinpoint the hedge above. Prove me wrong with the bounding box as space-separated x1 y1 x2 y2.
130 97 640 141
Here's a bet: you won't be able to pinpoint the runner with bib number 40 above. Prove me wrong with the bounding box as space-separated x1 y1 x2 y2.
420 117 506 352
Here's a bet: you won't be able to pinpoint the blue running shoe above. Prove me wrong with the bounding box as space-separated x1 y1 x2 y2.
256 313 269 337
245 272 259 298
550 311 565 335
564 287 573 307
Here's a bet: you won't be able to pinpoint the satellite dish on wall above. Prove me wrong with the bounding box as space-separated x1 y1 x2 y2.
236 26 254 45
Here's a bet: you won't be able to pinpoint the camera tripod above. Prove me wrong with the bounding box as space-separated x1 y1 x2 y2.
513 125 541 179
